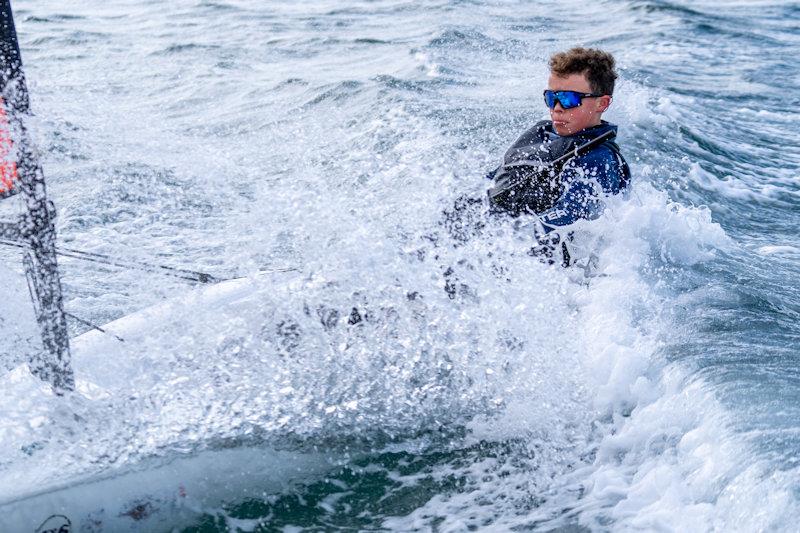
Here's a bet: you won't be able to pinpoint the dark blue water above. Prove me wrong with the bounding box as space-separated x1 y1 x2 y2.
1 0 798 530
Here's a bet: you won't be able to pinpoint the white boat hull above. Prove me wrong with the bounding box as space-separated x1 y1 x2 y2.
1 273 339 531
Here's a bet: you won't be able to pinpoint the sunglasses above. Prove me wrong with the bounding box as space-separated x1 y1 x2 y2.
543 90 604 110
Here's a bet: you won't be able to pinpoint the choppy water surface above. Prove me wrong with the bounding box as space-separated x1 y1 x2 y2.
1 0 799 530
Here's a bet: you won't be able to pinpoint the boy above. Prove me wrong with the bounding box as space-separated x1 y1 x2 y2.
487 47 630 263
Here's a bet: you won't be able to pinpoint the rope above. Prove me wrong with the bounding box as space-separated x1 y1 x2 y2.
1 237 300 344
0 237 223 284
64 311 125 343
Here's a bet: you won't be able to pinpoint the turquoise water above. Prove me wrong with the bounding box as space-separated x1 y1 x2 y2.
1 0 799 530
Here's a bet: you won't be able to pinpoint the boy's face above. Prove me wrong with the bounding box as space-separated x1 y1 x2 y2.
547 71 611 136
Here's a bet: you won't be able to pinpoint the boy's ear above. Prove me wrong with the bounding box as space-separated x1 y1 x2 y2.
597 95 612 113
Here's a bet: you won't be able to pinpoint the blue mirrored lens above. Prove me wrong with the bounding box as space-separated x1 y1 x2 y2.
543 90 583 110
558 91 582 108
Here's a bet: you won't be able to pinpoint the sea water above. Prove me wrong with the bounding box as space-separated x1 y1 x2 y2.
0 0 799 530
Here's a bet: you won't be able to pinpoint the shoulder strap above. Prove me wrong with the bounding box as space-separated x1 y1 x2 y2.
488 129 615 203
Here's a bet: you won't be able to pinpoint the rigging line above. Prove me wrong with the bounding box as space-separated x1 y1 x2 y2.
0 237 222 283
0 237 301 281
64 311 125 343
56 244 223 282
0 237 23 250
54 248 215 283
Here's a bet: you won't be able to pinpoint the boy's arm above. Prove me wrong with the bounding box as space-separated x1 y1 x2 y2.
538 147 626 233
539 178 601 231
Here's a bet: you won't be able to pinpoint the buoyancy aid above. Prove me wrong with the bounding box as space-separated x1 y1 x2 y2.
488 120 629 217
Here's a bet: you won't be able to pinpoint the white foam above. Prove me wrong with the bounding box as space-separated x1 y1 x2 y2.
530 188 794 530
0 264 41 371
757 245 800 256
382 180 795 531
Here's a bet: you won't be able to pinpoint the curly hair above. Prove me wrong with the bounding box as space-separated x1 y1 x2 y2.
549 48 618 96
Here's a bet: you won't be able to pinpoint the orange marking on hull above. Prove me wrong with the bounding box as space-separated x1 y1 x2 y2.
0 96 19 195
